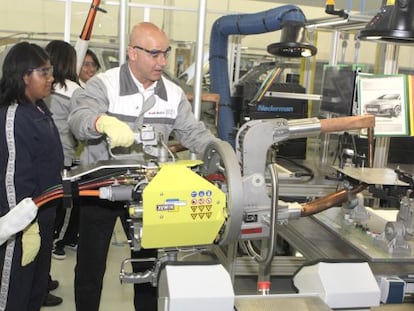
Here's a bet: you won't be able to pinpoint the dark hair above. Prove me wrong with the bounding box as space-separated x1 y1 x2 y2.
45 40 78 90
0 41 50 106
86 48 101 70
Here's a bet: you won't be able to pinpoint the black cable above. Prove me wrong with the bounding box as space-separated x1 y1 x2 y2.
275 155 314 182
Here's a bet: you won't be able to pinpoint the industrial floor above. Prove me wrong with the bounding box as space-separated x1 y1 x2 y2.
47 219 134 311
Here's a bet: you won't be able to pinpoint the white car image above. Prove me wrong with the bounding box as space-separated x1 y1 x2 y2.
364 93 401 118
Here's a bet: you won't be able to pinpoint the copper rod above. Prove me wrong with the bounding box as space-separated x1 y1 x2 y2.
320 114 375 133
300 183 368 217
367 127 374 168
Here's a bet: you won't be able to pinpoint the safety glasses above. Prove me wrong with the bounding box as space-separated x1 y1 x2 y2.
132 45 171 59
28 66 54 78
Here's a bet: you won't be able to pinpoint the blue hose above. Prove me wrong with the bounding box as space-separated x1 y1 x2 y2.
209 5 307 147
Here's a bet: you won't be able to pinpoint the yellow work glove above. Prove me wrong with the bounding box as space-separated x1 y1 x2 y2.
95 115 135 148
21 221 41 266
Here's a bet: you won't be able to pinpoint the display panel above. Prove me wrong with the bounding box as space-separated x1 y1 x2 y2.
320 65 359 116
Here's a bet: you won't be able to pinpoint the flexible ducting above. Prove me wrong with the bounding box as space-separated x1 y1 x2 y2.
209 5 307 147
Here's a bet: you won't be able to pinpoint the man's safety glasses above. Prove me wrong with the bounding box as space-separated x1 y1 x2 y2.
132 45 171 59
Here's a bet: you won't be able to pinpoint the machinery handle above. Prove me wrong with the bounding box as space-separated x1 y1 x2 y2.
320 114 375 133
119 258 157 284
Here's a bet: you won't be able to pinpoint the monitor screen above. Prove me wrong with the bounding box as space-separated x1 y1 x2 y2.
320 65 359 116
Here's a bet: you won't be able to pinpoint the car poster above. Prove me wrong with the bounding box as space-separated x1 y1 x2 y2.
357 73 409 136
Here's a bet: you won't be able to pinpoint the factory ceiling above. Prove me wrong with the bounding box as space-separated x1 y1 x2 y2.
251 0 383 13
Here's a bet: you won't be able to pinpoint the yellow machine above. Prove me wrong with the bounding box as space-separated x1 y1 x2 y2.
141 163 226 248
65 115 377 255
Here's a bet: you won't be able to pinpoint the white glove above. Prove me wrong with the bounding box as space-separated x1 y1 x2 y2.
0 198 38 245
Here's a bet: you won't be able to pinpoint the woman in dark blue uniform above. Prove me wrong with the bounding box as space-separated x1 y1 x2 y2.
0 42 64 311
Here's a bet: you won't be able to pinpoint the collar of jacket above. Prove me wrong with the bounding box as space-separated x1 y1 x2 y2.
119 63 168 101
